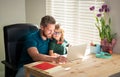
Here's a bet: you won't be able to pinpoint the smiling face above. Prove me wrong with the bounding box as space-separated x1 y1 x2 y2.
40 15 56 39
53 29 62 41
52 24 64 42
41 24 55 38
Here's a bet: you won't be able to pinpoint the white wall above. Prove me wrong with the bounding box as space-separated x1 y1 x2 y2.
106 0 120 53
25 0 46 26
0 0 26 27
0 0 46 76
0 0 26 77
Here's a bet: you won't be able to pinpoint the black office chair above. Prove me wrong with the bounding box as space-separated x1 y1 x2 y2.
1 23 39 77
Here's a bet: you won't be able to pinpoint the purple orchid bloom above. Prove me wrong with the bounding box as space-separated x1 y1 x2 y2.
102 4 107 9
89 6 95 11
97 14 101 17
105 8 110 12
99 8 103 12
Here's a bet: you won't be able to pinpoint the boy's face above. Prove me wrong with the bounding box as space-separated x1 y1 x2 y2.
53 30 62 41
41 24 55 38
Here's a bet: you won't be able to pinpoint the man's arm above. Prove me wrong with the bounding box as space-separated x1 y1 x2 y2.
27 47 56 62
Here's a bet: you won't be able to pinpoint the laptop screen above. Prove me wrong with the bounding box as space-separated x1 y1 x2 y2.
67 44 87 61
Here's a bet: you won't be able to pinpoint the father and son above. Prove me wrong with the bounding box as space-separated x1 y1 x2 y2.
16 15 69 77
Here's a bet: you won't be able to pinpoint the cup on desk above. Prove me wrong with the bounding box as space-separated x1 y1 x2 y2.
90 44 101 54
90 46 96 53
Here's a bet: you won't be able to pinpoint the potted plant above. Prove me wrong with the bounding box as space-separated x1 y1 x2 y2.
89 4 117 54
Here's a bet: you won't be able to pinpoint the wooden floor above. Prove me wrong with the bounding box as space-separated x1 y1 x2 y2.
25 54 120 77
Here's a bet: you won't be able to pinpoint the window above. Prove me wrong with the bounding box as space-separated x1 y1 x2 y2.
46 0 104 45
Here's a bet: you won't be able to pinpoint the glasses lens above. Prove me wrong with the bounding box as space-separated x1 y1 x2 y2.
54 32 61 35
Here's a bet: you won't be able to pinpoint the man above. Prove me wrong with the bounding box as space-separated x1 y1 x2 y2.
16 15 67 77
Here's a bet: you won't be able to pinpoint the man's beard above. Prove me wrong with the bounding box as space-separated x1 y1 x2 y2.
42 30 47 38
41 30 52 38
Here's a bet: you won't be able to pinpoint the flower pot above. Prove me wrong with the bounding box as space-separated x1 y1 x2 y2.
101 38 116 54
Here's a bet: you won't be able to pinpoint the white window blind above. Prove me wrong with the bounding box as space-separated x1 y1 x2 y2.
46 0 104 45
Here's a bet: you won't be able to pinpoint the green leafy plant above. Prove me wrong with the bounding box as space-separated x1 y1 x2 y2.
89 4 116 43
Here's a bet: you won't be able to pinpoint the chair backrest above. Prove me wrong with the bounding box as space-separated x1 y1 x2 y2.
3 23 38 75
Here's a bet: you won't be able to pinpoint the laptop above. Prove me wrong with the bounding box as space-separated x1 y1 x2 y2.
67 44 87 61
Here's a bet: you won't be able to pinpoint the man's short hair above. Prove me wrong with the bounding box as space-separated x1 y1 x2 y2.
40 15 56 27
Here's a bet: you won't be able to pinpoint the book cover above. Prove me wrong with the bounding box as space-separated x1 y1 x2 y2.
33 62 57 70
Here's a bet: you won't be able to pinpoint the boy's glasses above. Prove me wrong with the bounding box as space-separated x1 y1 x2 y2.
53 32 61 35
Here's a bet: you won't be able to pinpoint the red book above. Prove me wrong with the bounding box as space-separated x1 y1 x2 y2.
33 62 57 70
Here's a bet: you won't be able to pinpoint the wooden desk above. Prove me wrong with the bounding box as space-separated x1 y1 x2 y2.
24 54 120 77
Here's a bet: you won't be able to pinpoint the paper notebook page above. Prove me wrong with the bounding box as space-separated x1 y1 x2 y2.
45 66 64 73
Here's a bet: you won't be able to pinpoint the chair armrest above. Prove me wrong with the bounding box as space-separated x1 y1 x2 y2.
1 60 17 71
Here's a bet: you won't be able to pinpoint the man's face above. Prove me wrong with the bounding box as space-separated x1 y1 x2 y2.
42 24 55 38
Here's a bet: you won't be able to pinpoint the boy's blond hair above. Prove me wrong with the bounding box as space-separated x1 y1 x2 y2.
55 24 64 42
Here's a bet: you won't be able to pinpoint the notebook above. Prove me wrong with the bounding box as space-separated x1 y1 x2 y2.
33 62 64 73
33 62 57 70
67 44 87 61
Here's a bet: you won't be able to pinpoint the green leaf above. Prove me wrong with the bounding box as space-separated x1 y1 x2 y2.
109 18 111 25
100 17 105 27
95 24 101 38
95 16 117 42
96 17 99 23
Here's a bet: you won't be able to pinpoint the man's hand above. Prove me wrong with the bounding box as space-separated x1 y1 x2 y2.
55 55 67 64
